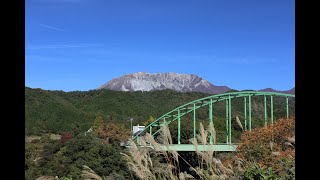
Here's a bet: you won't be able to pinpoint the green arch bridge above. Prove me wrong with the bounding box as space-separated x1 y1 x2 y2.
132 91 295 152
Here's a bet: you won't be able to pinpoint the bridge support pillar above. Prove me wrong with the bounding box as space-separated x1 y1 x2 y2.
244 97 247 130
178 109 181 144
264 95 267 127
271 96 274 125
286 96 289 119
209 99 213 144
225 99 229 143
193 104 196 139
249 95 252 131
228 95 232 143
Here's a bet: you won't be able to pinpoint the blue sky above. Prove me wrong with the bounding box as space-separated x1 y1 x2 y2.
26 0 295 92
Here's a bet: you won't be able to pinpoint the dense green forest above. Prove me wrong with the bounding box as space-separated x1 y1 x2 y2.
25 87 295 135
26 87 209 134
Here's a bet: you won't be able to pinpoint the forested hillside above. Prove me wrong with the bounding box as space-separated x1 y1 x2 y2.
26 87 210 134
25 87 295 135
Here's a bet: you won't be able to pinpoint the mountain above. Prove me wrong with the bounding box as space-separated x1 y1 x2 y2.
259 87 295 94
98 72 231 94
285 87 295 94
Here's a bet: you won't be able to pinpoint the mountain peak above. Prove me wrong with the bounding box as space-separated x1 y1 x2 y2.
259 87 295 94
98 72 230 94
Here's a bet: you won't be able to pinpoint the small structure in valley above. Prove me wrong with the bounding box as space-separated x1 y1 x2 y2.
132 125 145 137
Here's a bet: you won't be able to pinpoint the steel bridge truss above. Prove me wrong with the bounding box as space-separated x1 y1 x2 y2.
132 91 295 151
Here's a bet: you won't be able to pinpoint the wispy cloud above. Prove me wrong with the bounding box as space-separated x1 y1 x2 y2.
26 43 104 50
33 0 85 3
26 55 68 63
39 23 65 31
219 57 277 64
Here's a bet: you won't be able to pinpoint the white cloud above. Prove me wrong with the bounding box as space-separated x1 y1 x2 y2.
32 0 85 3
39 23 64 31
26 43 104 50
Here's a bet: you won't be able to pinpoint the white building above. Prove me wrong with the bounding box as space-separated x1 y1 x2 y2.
133 125 145 134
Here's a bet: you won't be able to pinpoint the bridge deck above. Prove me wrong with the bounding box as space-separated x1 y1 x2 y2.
136 144 238 151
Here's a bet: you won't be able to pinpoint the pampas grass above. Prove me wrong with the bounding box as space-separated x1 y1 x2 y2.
236 116 244 131
35 176 59 180
121 125 182 180
82 165 104 180
122 121 237 180
189 122 235 179
269 141 274 151
80 121 241 180
287 136 295 144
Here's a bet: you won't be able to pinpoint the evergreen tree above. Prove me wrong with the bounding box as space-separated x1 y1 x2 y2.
92 114 105 132
143 115 155 126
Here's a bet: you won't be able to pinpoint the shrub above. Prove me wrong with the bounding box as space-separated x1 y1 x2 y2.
243 162 277 180
237 118 295 178
60 132 73 143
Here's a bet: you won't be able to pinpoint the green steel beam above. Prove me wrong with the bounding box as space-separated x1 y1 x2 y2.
226 99 229 143
146 95 286 134
173 112 188 117
149 126 152 136
244 97 247 130
248 95 252 131
162 97 232 128
178 108 181 144
156 144 238 151
132 91 295 140
209 98 213 144
228 95 232 143
264 95 267 127
286 96 289 119
271 96 274 125
132 91 296 152
163 101 213 124
161 103 212 126
152 127 162 137
193 103 196 139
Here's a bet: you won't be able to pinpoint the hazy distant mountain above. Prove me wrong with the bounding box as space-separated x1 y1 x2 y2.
259 87 295 94
98 72 231 94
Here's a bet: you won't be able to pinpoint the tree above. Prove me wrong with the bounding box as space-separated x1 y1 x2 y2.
109 111 116 120
95 122 131 145
60 132 73 143
143 115 155 126
35 133 131 179
92 114 105 131
71 122 81 136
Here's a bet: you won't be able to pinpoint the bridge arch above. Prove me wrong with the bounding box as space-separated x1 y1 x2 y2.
132 91 295 151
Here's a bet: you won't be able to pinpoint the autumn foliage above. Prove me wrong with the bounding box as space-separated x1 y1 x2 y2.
94 121 131 145
60 132 73 143
237 118 295 176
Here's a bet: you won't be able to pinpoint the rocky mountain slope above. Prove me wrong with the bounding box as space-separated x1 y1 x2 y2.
98 72 231 94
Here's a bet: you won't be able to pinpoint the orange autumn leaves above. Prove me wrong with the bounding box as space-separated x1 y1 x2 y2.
93 115 131 144
237 118 295 170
